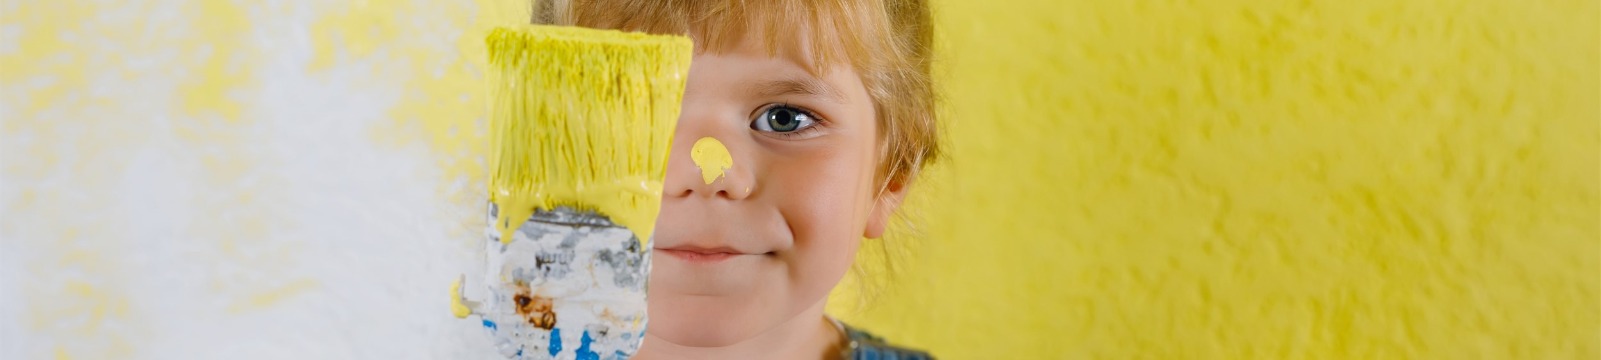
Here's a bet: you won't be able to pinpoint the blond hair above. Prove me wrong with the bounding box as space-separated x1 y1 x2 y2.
533 0 939 190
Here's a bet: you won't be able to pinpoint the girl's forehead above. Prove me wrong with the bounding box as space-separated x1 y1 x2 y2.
685 45 862 105
688 29 844 76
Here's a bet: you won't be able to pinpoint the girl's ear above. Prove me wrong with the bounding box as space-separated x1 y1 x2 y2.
864 178 910 239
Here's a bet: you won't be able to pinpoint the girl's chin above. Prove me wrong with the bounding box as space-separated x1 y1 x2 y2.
644 294 776 347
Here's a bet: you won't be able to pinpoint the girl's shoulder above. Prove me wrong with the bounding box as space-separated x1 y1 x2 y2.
834 320 936 360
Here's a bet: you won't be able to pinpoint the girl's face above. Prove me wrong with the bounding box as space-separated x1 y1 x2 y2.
647 34 902 347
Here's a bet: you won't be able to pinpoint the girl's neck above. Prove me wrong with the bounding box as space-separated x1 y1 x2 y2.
635 300 843 360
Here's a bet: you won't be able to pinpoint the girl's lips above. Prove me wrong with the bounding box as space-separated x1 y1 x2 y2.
656 246 762 263
659 248 739 263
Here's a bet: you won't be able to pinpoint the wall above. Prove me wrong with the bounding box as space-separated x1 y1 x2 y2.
836 0 1599 358
2 0 521 358
2 0 1596 359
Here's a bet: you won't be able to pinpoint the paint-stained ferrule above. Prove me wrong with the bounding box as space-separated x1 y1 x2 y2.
455 205 651 359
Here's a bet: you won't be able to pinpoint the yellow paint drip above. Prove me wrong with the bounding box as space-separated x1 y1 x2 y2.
691 137 733 184
449 276 471 318
486 25 693 248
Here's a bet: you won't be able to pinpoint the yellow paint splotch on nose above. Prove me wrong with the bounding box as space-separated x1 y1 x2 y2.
691 137 733 184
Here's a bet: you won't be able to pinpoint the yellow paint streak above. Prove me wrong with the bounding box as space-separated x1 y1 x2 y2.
306 1 420 72
176 0 257 120
0 1 93 119
450 276 472 318
486 25 692 247
691 137 733 184
357 0 531 241
226 279 320 314
18 229 138 359
308 15 381 71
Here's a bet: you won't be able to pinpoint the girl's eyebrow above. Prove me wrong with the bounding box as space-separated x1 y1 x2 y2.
748 76 847 105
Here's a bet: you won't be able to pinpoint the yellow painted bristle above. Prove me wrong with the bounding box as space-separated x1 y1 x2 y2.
486 25 692 246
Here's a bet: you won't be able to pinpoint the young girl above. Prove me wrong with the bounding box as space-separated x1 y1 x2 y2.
536 1 938 358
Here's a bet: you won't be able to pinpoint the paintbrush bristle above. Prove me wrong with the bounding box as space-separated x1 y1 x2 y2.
486 25 692 245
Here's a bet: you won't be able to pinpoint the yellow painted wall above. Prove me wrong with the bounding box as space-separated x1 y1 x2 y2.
832 0 1599 358
3 0 1595 358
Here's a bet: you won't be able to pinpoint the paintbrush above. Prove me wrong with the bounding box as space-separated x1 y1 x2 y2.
450 24 691 359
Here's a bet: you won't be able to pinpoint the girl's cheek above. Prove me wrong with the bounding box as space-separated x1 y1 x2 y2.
781 157 873 235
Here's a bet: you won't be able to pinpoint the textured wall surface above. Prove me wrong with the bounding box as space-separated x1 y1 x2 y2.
2 0 1596 359
835 0 1599 359
1 0 523 358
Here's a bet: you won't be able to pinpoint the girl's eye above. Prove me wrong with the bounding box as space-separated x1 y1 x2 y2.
750 105 817 133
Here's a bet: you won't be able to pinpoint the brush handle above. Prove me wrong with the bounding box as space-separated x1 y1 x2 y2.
468 205 650 359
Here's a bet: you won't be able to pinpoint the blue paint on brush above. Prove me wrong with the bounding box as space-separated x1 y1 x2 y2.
549 328 564 356
575 330 599 360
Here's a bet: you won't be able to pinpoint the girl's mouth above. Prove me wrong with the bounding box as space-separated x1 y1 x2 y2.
659 249 737 262
656 245 766 263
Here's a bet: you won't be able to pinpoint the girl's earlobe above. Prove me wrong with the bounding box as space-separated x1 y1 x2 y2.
863 179 909 239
